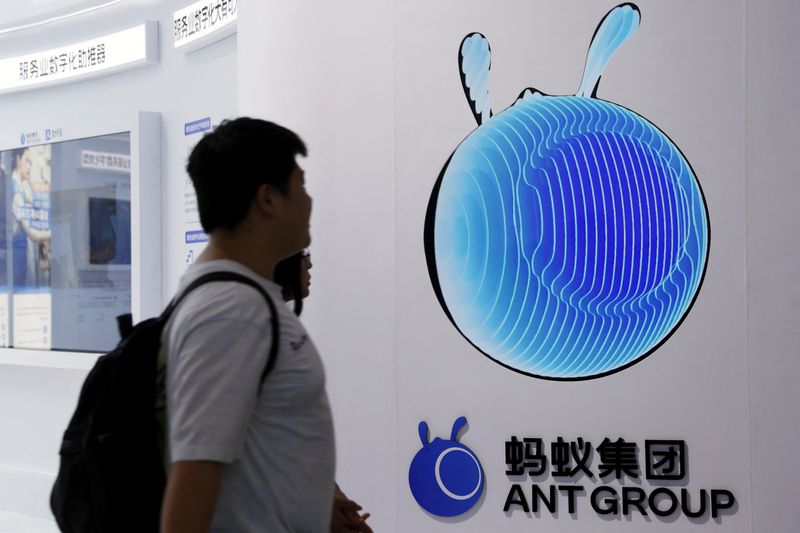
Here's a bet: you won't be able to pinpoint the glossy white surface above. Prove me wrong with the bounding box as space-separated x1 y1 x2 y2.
0 1 124 32
0 510 57 533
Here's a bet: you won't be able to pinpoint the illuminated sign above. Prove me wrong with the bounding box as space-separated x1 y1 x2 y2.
0 22 158 95
424 4 709 380
185 230 208 244
184 117 212 135
173 0 237 52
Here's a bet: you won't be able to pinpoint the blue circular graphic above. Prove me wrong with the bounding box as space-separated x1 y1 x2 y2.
424 7 709 380
409 417 485 517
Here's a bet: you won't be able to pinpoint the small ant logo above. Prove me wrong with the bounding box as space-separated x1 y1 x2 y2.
408 416 484 517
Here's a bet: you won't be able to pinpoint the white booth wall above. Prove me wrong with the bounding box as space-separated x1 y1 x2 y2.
239 1 798 532
237 0 398 527
0 0 237 518
745 2 800 531
0 1 796 531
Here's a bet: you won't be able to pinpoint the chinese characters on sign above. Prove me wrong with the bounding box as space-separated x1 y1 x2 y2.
20 131 40 146
0 23 154 94
80 150 131 173
503 436 735 520
173 0 237 48
19 44 107 82
20 128 63 147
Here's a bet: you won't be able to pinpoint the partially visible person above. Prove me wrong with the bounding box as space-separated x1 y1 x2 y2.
274 249 311 316
274 251 375 533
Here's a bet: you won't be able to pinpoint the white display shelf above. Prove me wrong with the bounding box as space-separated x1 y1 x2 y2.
0 509 58 533
0 347 100 370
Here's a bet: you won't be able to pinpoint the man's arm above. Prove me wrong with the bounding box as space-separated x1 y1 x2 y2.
161 460 222 533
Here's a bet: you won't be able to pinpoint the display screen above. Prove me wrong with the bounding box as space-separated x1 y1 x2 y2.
0 132 131 352
89 197 131 265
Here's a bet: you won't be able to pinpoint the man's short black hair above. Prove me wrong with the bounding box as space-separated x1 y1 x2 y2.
186 117 307 233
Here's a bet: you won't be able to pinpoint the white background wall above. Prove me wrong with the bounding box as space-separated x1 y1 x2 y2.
0 0 796 531
745 1 800 532
237 1 398 527
0 0 128 30
394 2 748 532
238 1 797 532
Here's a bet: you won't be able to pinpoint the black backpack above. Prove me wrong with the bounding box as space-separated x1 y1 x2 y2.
50 271 280 533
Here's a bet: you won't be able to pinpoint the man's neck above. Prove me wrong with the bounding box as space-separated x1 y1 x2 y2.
196 232 280 281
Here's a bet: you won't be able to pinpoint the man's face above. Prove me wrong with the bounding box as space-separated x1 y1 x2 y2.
278 165 313 253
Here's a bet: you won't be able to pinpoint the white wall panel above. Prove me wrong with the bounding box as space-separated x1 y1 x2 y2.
236 1 800 532
745 1 800 532
395 1 749 531
237 2 398 531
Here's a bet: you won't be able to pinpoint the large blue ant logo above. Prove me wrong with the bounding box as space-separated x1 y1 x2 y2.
424 3 710 380
409 417 485 517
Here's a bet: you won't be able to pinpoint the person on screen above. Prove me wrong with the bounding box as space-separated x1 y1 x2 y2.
10 147 51 288
160 118 344 533
274 250 374 533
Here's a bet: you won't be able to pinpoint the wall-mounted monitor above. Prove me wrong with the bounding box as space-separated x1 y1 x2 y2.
0 112 159 356
88 197 131 266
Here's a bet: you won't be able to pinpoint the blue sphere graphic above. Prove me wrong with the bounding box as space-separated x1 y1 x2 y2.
409 417 485 517
424 5 709 380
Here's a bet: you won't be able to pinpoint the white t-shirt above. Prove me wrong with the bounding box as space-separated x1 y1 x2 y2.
162 259 336 532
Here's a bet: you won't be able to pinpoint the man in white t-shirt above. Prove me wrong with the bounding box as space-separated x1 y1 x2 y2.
160 118 363 532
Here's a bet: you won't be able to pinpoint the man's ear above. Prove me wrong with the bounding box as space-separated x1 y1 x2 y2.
254 183 279 218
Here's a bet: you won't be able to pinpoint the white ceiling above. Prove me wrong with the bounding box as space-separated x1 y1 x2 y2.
0 0 126 32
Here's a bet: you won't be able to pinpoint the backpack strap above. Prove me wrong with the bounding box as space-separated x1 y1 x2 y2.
162 271 281 391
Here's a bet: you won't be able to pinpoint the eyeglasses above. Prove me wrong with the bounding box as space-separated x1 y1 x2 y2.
301 251 312 269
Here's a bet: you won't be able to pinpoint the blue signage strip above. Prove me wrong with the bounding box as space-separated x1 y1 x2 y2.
184 117 212 136
185 230 208 244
